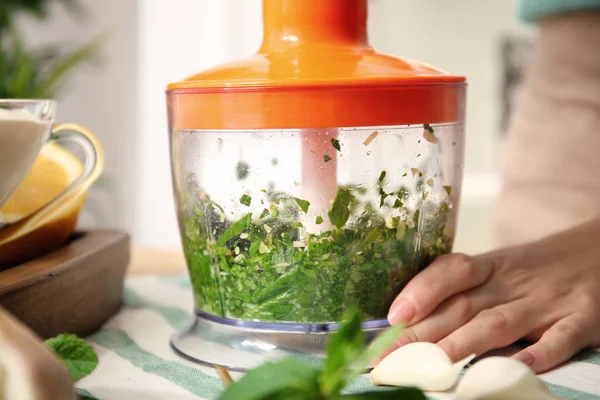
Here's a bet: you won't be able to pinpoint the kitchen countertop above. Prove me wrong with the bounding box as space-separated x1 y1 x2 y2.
128 245 186 276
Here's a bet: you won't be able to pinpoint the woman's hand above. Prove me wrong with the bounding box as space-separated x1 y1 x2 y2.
385 217 600 373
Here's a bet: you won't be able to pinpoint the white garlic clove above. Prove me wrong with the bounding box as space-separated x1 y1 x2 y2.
0 306 75 400
369 342 475 391
455 356 564 400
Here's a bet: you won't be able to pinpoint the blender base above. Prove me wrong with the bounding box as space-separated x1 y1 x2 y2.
170 311 389 372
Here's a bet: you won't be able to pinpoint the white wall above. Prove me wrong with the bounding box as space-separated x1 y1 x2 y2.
133 0 263 249
19 0 535 255
18 0 140 233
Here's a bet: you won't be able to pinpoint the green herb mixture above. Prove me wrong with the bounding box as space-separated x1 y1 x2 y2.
180 163 453 323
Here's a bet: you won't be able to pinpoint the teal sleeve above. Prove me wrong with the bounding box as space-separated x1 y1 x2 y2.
518 0 600 22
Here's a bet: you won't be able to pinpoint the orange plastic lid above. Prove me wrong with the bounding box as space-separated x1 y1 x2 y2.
167 0 466 130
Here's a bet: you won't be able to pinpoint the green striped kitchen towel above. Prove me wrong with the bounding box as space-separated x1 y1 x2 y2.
76 276 600 400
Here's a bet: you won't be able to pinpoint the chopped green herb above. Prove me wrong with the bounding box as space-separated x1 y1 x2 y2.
328 187 354 229
417 154 422 158
378 187 389 208
331 138 341 152
378 170 387 183
240 194 252 207
218 138 223 142
324 154 332 162
397 187 410 199
258 242 271 254
259 208 270 219
294 222 304 228
217 213 252 245
393 199 403 208
443 185 453 196
364 230 381 245
271 158 279 166
402 172 407 177
294 197 311 213
315 216 324 225
236 161 250 180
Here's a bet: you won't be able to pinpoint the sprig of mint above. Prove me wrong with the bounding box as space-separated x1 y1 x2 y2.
218 311 425 399
44 333 98 381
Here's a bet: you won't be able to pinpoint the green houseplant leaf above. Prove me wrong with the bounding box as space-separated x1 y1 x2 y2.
0 0 103 99
30 33 104 98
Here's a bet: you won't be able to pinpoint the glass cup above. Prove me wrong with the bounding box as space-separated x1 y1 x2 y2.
0 99 103 227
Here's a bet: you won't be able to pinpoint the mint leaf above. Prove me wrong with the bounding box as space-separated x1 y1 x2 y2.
240 194 252 207
364 230 381 245
294 197 310 213
354 323 404 374
320 311 365 396
217 213 251 245
328 188 354 229
324 154 332 162
331 138 341 152
315 216 324 225
44 334 98 381
218 358 320 400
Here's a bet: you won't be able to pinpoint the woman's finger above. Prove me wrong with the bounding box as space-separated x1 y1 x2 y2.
388 253 495 326
512 314 590 373
373 293 483 366
437 299 536 362
373 288 496 366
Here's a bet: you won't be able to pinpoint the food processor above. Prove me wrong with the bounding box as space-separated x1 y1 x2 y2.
167 0 466 371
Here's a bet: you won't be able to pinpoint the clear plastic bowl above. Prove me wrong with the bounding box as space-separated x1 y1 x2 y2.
171 123 464 328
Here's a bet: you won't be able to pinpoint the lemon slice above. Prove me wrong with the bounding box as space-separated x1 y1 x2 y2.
0 142 87 267
2 142 81 220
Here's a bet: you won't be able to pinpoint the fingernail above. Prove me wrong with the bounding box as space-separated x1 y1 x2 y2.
513 352 534 366
387 298 415 325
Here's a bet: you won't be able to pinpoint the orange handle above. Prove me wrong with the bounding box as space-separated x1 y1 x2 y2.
260 0 369 51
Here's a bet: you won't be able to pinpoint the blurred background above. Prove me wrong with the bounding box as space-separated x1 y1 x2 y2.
11 0 536 256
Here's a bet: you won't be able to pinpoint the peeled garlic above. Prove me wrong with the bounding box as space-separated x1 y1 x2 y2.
455 357 564 400
369 342 475 391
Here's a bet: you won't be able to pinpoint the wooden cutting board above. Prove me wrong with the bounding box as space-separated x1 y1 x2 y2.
0 230 130 339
